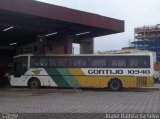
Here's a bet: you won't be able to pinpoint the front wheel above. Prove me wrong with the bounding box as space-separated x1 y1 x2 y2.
28 78 41 88
109 79 122 91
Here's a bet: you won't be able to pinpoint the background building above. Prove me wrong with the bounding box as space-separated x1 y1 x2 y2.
132 24 160 62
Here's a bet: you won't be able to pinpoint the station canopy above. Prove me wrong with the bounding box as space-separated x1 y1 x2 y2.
0 0 124 46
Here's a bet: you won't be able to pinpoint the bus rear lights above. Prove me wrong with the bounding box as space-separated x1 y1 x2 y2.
3 26 14 32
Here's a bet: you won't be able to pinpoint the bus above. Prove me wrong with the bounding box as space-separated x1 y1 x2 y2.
10 53 154 91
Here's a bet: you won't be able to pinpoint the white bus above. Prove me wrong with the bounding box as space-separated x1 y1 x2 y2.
10 53 154 91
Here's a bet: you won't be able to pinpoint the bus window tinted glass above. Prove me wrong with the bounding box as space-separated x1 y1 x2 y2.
39 58 48 67
128 56 150 68
112 59 117 67
49 57 68 67
139 56 150 68
71 57 87 67
129 59 138 68
31 57 39 67
57 58 68 67
109 57 126 68
118 58 126 67
97 57 107 67
31 57 48 67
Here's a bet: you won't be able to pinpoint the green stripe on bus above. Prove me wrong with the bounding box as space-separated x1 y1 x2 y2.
45 68 70 87
57 68 80 87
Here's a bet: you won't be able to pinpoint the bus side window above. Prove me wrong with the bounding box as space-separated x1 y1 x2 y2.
118 58 126 68
79 59 87 67
111 59 118 67
31 58 40 67
97 58 107 68
140 56 150 68
71 57 87 68
129 59 138 68
88 57 98 68
40 58 48 67
56 57 68 67
49 58 57 67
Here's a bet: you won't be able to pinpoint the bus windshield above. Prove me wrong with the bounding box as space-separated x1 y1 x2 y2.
13 56 28 77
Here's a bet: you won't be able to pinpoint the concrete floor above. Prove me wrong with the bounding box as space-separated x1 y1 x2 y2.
0 84 160 119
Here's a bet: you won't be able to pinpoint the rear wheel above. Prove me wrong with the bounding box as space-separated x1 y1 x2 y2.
109 79 122 91
28 78 41 88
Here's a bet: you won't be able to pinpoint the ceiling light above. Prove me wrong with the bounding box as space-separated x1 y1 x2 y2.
9 42 17 46
45 32 57 37
76 32 90 36
3 26 14 32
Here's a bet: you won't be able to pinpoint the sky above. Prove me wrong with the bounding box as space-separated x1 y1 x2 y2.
36 0 160 53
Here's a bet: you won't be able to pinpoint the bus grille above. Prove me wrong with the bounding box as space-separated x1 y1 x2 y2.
136 77 147 87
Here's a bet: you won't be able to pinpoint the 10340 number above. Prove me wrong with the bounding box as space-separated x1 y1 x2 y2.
128 70 150 74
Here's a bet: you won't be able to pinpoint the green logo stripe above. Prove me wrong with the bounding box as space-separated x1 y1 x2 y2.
57 68 81 87
45 68 70 87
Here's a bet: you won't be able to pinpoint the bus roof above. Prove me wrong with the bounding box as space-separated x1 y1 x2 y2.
14 52 153 58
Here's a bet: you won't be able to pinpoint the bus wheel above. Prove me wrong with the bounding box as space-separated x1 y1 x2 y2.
109 79 122 91
28 78 41 88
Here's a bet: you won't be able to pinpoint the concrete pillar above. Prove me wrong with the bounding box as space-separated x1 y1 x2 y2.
80 38 94 54
37 36 45 54
37 34 73 54
64 34 73 54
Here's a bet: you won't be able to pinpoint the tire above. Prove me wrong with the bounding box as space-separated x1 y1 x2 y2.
109 79 122 91
28 78 41 88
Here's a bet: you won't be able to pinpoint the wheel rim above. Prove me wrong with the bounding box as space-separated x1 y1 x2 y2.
30 81 39 88
110 82 120 90
112 83 118 88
